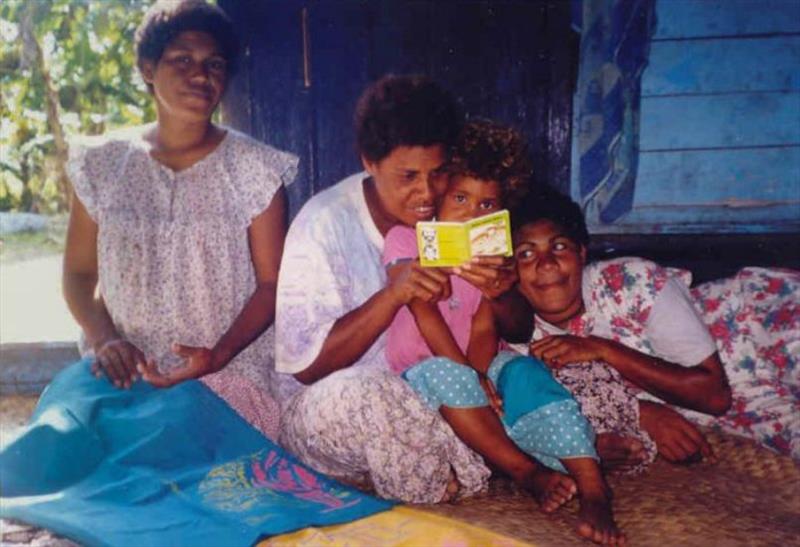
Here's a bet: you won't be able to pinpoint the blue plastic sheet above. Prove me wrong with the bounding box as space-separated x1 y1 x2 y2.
1 359 392 546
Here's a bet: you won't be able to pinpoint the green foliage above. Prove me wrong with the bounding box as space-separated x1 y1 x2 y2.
0 0 155 212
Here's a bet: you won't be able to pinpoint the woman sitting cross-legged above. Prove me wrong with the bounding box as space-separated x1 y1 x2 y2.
510 189 799 461
63 0 296 439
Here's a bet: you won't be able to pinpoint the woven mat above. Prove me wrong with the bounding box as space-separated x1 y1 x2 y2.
420 430 800 546
2 425 798 546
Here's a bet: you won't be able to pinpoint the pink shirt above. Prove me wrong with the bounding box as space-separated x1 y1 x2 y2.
382 225 483 375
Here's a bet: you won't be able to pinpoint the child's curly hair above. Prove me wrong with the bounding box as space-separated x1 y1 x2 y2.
444 119 533 208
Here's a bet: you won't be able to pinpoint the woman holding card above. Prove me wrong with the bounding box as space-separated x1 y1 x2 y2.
273 76 581 510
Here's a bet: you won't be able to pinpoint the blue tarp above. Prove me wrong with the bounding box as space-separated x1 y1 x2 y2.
0 359 392 546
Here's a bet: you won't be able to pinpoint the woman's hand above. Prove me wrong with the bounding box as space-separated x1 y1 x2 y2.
138 343 220 388
639 400 715 464
92 338 145 389
529 335 609 369
453 256 516 299
387 260 452 306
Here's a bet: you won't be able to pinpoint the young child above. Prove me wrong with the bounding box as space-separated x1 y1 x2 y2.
383 120 626 546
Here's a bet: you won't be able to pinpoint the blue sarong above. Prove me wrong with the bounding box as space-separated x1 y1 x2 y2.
0 359 392 546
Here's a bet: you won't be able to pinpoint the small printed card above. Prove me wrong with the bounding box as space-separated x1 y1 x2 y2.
416 209 513 267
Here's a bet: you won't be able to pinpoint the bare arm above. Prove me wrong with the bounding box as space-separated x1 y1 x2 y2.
466 299 499 374
62 193 118 351
141 187 289 386
63 193 146 387
453 256 533 343
406 283 467 364
530 336 732 415
294 261 452 385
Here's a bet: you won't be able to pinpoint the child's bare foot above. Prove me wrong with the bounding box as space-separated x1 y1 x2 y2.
596 433 646 474
523 468 577 513
577 496 626 546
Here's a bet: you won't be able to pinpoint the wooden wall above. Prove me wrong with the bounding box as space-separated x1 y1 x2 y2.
219 0 577 218
611 0 800 234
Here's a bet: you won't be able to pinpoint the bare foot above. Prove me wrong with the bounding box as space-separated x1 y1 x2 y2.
523 468 577 513
440 467 460 503
577 496 626 546
596 433 646 474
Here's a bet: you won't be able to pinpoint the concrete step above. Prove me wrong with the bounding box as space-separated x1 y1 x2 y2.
0 342 80 395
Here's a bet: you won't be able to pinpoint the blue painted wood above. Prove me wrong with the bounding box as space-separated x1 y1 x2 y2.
643 37 800 96
602 204 800 234
654 0 800 40
635 147 800 206
640 92 800 149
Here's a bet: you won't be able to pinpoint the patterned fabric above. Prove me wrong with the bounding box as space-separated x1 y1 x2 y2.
690 267 800 457
274 173 490 503
404 353 598 474
536 257 799 459
0 360 391 546
402 357 490 410
278 368 489 504
571 0 656 224
382 225 483 375
66 125 297 439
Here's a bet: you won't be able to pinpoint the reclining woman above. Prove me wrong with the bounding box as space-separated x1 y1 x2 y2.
512 190 799 460
63 0 296 439
273 75 579 508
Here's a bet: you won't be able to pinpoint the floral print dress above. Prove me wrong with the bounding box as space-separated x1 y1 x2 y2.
274 173 490 504
67 125 297 440
533 257 799 459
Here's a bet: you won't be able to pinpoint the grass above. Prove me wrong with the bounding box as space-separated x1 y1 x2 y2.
0 215 68 265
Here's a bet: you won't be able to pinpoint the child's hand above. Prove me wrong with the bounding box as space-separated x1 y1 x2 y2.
387 260 452 306
138 343 218 388
529 335 608 368
477 373 504 417
453 256 516 299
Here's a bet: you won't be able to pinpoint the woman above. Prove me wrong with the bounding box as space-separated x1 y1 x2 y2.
273 74 587 511
63 0 296 439
513 190 798 460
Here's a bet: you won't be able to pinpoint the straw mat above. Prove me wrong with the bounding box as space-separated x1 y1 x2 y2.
419 430 800 546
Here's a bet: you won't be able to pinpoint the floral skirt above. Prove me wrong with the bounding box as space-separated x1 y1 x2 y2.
690 267 800 458
278 368 490 504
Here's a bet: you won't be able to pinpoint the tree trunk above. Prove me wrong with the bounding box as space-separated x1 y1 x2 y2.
21 3 71 211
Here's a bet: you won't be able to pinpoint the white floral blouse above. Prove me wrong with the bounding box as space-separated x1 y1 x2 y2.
67 125 297 438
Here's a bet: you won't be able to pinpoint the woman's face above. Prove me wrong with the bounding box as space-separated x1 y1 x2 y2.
437 175 501 222
362 145 447 228
514 219 586 327
140 31 228 123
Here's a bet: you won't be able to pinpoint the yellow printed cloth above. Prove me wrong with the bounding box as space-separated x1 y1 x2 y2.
260 506 533 547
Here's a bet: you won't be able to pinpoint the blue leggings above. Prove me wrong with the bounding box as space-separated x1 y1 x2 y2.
403 352 597 473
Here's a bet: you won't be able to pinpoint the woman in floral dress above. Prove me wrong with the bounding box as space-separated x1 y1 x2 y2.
63 0 296 440
512 190 798 459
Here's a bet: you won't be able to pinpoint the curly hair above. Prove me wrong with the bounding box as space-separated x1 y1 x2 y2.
444 119 533 208
135 0 239 89
355 75 462 163
510 188 590 247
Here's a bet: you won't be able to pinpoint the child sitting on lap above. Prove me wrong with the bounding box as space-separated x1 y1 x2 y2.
383 120 625 546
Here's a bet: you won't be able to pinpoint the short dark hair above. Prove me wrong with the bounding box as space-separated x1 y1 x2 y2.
511 188 590 247
355 75 462 163
445 119 533 208
135 0 239 83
